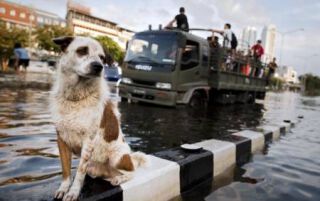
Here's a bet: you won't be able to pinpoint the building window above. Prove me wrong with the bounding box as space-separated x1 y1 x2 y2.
20 12 26 18
10 10 16 16
29 15 35 21
37 17 43 23
0 7 6 14
45 18 51 24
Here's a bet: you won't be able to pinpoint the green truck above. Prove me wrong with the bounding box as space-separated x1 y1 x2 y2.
119 29 267 107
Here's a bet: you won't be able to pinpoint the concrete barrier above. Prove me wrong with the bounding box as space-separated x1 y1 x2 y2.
77 119 298 201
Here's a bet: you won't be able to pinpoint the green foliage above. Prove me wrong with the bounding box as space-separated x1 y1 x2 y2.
268 77 284 90
35 25 73 52
0 20 29 62
303 74 320 96
95 36 125 64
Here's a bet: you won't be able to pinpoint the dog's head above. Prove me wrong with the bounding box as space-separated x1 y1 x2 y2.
53 36 105 78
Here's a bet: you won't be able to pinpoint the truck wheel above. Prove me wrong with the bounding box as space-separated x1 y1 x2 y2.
188 91 207 108
121 97 128 102
248 93 255 104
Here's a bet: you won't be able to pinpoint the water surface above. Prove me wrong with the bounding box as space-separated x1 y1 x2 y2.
0 87 318 201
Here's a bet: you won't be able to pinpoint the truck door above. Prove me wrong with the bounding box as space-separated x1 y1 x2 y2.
177 40 202 91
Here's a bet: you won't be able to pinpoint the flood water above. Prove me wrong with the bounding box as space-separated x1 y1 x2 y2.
177 93 320 201
0 85 319 200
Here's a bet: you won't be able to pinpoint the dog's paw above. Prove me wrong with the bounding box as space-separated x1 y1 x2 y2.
55 178 71 199
87 161 108 178
108 174 133 186
55 190 67 200
108 177 122 186
62 187 80 201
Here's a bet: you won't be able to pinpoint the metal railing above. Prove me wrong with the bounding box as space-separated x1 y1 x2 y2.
209 47 269 79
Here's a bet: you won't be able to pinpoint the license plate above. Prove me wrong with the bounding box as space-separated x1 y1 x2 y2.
133 89 146 95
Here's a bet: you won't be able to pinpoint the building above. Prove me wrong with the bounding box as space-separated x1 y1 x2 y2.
241 26 257 50
0 0 66 29
275 66 299 84
261 24 276 63
66 1 134 49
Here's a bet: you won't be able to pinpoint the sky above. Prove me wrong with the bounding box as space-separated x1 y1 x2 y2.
9 0 320 76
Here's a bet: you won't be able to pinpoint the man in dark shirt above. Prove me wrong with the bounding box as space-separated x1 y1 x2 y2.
267 57 278 80
165 7 189 32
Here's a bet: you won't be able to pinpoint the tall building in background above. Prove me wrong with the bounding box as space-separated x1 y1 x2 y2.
261 24 276 63
241 26 257 50
66 0 134 50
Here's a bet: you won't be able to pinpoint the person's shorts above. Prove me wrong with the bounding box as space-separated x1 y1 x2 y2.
19 59 29 68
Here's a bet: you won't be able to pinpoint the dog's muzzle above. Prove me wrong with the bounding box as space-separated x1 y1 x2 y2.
89 61 103 76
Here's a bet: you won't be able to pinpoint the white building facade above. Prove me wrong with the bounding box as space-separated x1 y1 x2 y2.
261 24 276 63
275 66 299 84
66 2 134 50
241 26 257 50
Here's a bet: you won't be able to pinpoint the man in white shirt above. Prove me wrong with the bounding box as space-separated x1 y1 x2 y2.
210 23 233 49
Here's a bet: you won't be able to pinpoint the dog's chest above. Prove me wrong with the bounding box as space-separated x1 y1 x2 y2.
55 104 101 150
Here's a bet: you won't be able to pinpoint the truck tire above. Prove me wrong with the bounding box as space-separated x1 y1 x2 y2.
188 91 207 108
248 93 256 104
121 97 128 102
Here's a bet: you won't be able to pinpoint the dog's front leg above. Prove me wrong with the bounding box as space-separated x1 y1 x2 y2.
63 142 92 201
55 134 72 199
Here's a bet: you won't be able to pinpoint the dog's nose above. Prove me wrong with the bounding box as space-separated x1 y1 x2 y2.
90 61 103 75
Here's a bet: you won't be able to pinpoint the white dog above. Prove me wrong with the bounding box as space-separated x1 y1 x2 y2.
50 36 147 201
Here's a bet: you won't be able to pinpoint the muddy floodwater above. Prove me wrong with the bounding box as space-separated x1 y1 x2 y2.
0 87 319 201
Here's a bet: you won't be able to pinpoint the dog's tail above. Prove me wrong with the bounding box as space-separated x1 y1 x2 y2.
130 152 149 169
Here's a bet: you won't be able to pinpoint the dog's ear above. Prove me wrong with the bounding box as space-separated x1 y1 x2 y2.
100 101 119 142
53 36 74 52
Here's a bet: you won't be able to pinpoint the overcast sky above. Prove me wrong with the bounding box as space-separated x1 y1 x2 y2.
10 0 320 76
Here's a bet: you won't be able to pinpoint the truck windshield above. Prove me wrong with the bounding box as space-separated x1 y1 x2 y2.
124 33 178 72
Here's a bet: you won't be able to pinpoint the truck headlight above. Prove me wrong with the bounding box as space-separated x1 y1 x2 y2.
122 77 132 84
156 82 172 89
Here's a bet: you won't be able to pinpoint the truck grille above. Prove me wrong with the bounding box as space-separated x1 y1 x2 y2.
132 79 156 87
132 93 155 100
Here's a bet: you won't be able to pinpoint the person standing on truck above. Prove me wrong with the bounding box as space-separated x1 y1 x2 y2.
207 36 221 70
267 57 278 80
251 40 264 77
210 23 237 52
208 36 221 48
165 7 189 32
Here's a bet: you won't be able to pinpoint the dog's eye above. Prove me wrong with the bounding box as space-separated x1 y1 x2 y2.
99 55 105 62
76 46 88 57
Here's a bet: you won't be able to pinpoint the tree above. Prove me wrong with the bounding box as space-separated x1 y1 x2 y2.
95 36 125 64
35 25 73 53
302 74 320 96
0 20 28 71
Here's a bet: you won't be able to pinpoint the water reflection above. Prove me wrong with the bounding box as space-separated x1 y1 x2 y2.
121 102 265 153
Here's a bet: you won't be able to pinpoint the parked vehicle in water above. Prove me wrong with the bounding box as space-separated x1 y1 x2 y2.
104 65 122 94
119 29 267 107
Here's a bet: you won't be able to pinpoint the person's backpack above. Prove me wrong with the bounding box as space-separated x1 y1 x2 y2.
231 32 238 49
